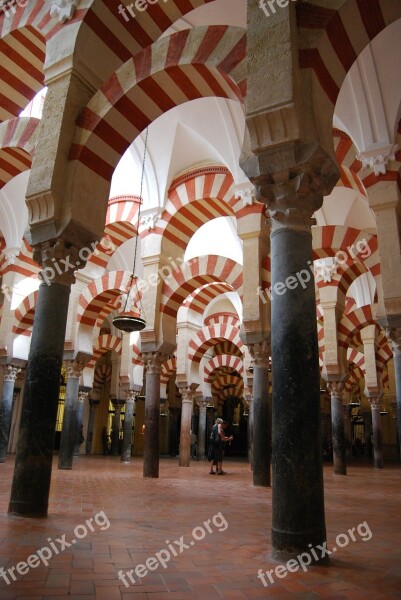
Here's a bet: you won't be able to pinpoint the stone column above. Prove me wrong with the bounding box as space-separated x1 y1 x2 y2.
58 361 84 470
254 165 336 560
8 241 84 517
74 390 88 456
178 386 194 467
343 403 352 460
168 406 180 457
248 343 270 486
369 396 384 469
86 398 99 455
327 382 347 475
244 385 253 467
361 410 373 459
110 399 125 456
121 390 137 463
0 366 21 462
196 399 208 461
386 329 401 459
143 352 164 478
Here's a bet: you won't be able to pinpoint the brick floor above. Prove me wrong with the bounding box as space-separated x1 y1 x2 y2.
0 456 400 599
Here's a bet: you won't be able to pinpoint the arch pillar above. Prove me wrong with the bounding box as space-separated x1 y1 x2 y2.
0 366 21 463
58 360 84 470
326 381 347 475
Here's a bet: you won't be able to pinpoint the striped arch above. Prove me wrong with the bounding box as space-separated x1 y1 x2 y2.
315 260 372 309
86 196 140 270
132 343 142 366
333 125 401 194
160 256 243 319
12 290 38 336
338 305 378 349
0 117 39 188
298 0 401 150
160 356 177 386
188 322 244 364
69 26 246 183
152 167 237 250
212 372 243 399
1 239 39 279
93 364 112 388
86 334 122 370
77 271 132 327
185 283 237 315
347 348 365 372
204 354 244 384
312 226 380 279
344 365 364 393
0 23 46 123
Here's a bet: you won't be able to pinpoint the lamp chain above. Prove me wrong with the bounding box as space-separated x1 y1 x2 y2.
123 127 149 314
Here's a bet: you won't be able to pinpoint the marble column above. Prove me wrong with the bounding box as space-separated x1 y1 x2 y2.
58 361 84 470
86 398 99 455
361 410 373 459
343 404 352 460
168 407 180 457
327 382 347 475
74 390 88 456
260 173 332 561
369 397 384 469
110 399 125 456
196 399 208 461
121 390 137 463
179 387 194 467
0 366 21 463
386 329 401 460
244 386 254 467
143 353 164 478
9 240 82 517
248 343 270 486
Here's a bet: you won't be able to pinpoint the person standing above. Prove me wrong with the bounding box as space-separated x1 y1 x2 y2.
209 418 233 475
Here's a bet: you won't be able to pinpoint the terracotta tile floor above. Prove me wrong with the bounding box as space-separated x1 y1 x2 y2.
0 456 400 599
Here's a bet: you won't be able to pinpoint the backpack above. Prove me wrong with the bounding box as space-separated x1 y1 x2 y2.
210 424 220 444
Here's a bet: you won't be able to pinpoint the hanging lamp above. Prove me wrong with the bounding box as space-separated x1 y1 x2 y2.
113 129 149 333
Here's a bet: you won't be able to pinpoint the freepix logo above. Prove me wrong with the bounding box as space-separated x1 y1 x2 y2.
259 0 299 18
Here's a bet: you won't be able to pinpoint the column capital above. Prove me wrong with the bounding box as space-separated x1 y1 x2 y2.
180 387 195 404
386 327 401 355
142 352 167 374
34 238 87 288
326 381 345 397
252 149 339 234
2 365 21 383
65 360 85 380
89 399 100 409
196 399 208 412
125 389 140 403
78 391 88 404
368 397 382 410
248 340 270 369
111 398 125 411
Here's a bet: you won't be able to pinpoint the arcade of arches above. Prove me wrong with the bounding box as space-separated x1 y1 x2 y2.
0 0 401 597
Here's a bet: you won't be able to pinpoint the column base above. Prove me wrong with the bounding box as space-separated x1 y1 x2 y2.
58 465 73 470
0 458 6 463
8 501 48 518
272 529 329 565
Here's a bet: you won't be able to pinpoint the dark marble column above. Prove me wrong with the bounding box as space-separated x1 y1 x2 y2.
178 386 194 467
8 240 82 517
121 390 137 463
143 353 164 478
361 410 373 459
168 407 180 457
248 343 270 486
196 399 208 460
244 386 253 468
86 398 99 455
386 331 401 460
260 176 331 562
0 366 21 463
342 402 352 460
110 399 125 456
73 390 88 456
327 382 347 475
58 362 84 470
369 397 384 469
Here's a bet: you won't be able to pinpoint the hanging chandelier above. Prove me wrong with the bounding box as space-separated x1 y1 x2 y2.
113 129 149 334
